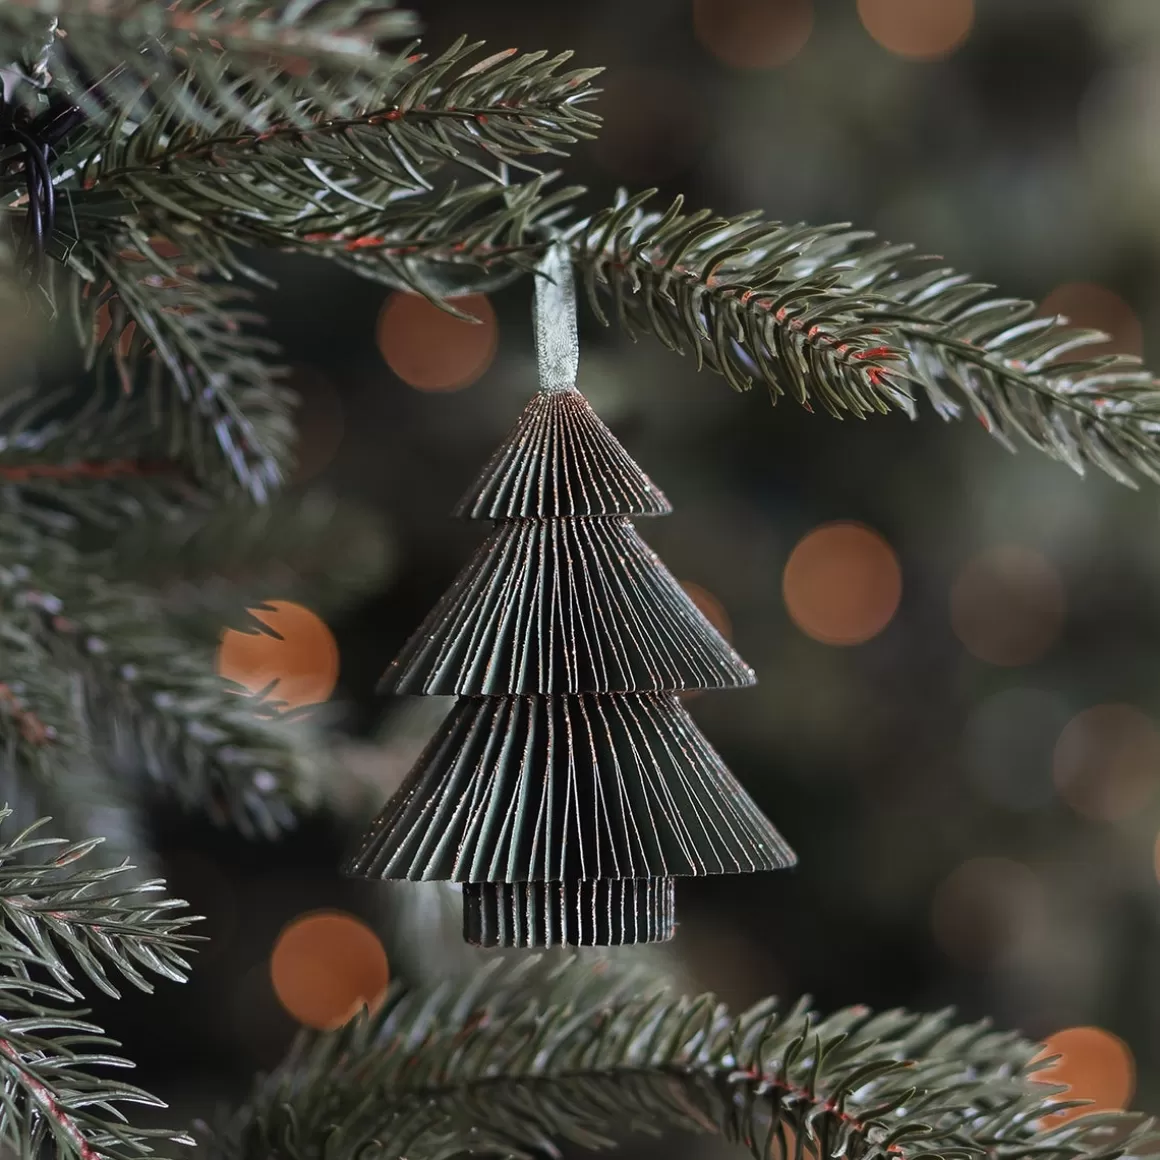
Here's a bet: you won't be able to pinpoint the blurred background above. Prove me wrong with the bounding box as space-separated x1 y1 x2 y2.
117 0 1160 1143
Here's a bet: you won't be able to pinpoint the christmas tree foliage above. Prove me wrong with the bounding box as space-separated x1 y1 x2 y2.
0 0 1157 1156
348 247 795 946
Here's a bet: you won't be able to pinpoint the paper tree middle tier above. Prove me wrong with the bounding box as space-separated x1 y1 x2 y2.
380 517 756 696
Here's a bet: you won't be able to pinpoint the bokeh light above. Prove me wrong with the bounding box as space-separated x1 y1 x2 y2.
1035 1027 1135 1123
270 911 389 1030
961 688 1067 812
1052 704 1160 822
287 365 345 483
782 522 902 646
590 69 705 182
857 0 974 61
693 0 813 70
950 545 1065 667
682 581 733 641
377 292 496 392
217 600 340 709
930 857 1043 967
1038 283 1143 359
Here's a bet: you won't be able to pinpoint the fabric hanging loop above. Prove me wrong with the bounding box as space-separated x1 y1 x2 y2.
533 240 579 395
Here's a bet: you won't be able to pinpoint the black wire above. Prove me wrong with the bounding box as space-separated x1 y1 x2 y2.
2 113 58 274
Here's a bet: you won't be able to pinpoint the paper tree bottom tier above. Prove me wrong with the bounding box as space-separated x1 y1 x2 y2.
345 693 796 884
463 877 676 946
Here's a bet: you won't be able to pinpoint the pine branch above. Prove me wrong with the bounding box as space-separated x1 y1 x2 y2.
782 230 1160 487
0 522 325 838
0 234 295 503
104 489 393 632
306 177 583 298
62 41 598 295
566 194 912 414
563 193 1160 487
0 377 206 531
1 664 159 880
202 956 1156 1160
75 38 601 190
63 231 295 502
0 0 418 129
0 809 196 1160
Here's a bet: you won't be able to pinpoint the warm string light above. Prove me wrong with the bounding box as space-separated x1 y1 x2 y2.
270 911 389 1030
680 581 732 702
930 857 1043 967
217 600 340 710
1052 704 1160 822
693 0 814 70
590 69 706 182
782 522 901 645
1038 283 1143 358
1035 1027 1135 1123
857 0 974 61
377 291 497 392
681 581 733 641
950 545 1065 667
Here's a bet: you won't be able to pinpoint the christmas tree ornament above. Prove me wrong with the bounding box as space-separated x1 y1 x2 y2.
346 242 796 947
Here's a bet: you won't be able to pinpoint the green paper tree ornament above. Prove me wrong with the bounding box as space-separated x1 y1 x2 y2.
346 244 795 946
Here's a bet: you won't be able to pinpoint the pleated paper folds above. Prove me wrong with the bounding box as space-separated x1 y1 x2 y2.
345 694 795 883
454 389 672 519
380 519 755 695
347 384 796 947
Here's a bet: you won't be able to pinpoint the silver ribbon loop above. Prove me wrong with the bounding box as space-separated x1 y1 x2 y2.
533 240 579 395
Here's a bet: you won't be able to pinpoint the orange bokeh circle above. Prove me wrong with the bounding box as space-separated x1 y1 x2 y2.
857 0 974 61
783 522 901 645
377 292 497 392
693 0 814 70
950 545 1065 667
682 581 733 641
1035 1026 1134 1123
270 911 389 1030
217 600 339 709
1039 283 1143 359
1052 704 1160 822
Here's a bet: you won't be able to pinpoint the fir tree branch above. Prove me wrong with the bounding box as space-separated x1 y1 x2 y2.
104 489 393 632
0 0 419 129
61 40 598 298
0 813 195 998
0 809 196 1160
0 378 205 529
563 194 1160 488
66 233 295 502
202 956 1157 1160
0 524 325 838
76 37 601 189
566 194 913 416
0 229 296 503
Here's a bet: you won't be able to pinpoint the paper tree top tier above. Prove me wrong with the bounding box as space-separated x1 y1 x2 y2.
454 388 672 519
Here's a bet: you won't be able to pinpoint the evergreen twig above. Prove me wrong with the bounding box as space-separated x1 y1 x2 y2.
0 809 196 1160
203 955 1154 1160
0 0 419 128
0 523 325 839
